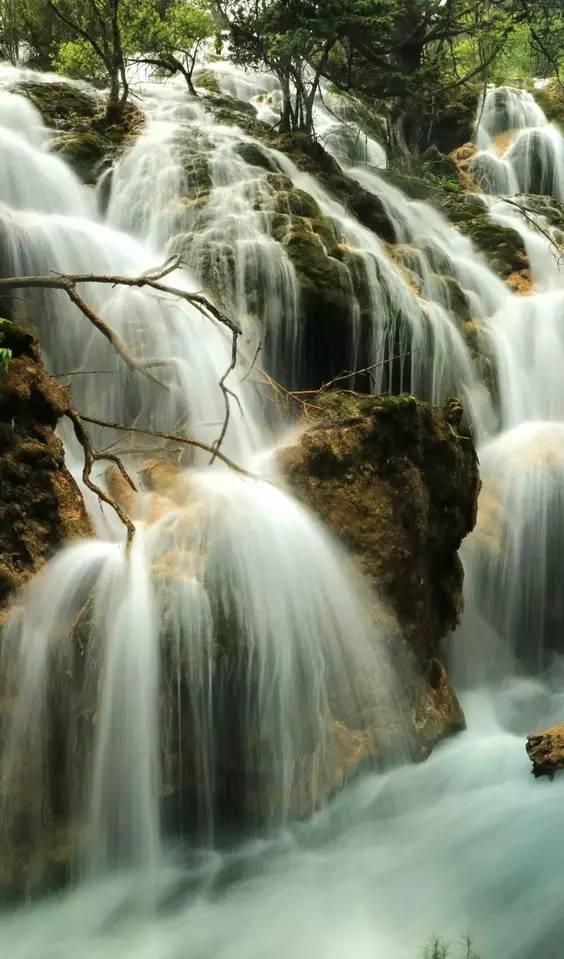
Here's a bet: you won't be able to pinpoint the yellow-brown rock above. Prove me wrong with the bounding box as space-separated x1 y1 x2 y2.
526 725 564 779
0 327 92 617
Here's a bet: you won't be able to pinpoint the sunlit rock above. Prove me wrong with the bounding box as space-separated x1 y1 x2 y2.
527 724 564 779
279 392 480 755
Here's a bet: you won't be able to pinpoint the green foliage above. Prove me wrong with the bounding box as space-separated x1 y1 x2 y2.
0 320 13 376
55 37 106 83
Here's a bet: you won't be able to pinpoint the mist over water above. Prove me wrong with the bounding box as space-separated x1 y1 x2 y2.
0 58 563 958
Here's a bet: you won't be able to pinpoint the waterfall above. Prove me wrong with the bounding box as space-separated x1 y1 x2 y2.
0 56 564 959
0 70 408 886
471 86 564 201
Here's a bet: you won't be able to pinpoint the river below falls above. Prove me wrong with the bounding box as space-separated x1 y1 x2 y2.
1 682 564 959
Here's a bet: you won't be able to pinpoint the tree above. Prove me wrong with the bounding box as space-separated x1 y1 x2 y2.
215 0 545 156
47 0 161 120
135 0 216 96
214 0 342 134
0 0 20 62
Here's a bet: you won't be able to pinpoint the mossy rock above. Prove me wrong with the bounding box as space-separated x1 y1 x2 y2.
193 69 221 95
435 274 472 323
52 130 107 185
464 220 528 277
533 82 564 128
234 141 275 171
14 79 144 184
433 193 528 279
276 186 321 219
13 80 99 130
202 92 257 120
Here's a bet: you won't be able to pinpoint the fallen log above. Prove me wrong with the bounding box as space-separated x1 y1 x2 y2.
526 724 564 779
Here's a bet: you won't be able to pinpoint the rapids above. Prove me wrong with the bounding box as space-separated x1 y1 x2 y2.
0 57 563 957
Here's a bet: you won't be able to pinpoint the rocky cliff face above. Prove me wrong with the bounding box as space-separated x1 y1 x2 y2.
279 392 480 758
0 325 92 616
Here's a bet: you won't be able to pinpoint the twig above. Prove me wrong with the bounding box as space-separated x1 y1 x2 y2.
0 274 169 388
76 412 254 478
495 195 563 267
0 261 242 379
209 330 238 464
240 339 263 383
66 408 137 545
290 350 419 395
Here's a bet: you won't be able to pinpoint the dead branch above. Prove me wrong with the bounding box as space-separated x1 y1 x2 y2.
75 412 254 478
0 274 169 389
290 350 419 396
66 408 137 545
210 330 238 464
240 339 263 384
495 196 563 267
0 258 242 376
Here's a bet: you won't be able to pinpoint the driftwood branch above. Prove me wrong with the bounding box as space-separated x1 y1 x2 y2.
0 257 242 381
210 330 238 464
0 259 244 455
66 408 137 545
75 412 254 478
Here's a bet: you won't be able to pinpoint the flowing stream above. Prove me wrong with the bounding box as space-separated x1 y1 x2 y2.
0 63 563 957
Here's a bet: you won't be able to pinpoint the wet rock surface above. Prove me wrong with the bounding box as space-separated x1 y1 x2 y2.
526 725 564 779
0 325 91 615
279 392 480 756
14 80 144 184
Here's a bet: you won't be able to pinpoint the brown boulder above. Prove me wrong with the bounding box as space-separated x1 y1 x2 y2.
279 392 480 757
526 725 564 779
0 325 92 616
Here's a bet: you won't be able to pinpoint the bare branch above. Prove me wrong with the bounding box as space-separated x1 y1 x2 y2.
240 339 263 383
75 412 255 478
495 195 563 267
0 273 169 388
66 408 137 544
209 330 238 464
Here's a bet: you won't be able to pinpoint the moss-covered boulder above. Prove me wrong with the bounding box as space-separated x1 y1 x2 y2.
0 325 92 616
13 80 99 129
13 79 144 184
279 392 480 757
193 68 222 95
435 193 529 280
533 81 564 129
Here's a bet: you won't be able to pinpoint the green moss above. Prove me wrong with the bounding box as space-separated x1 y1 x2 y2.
193 69 221 95
533 83 564 128
53 130 107 184
202 92 257 120
434 194 528 279
14 79 144 184
380 170 442 201
463 220 527 277
234 141 275 171
14 80 98 128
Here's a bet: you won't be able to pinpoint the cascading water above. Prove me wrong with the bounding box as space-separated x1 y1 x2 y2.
471 86 564 201
0 55 563 958
0 68 409 890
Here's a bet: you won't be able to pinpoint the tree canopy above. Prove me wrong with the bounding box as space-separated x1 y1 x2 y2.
1 0 562 144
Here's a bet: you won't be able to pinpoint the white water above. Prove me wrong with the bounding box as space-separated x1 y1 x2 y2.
472 86 564 201
0 60 563 958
